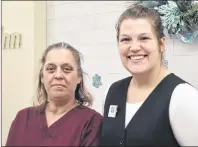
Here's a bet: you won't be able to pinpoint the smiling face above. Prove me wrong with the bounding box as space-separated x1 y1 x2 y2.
118 18 165 75
41 48 81 101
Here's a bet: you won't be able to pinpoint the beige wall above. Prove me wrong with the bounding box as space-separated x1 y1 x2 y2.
2 1 47 145
0 1 2 146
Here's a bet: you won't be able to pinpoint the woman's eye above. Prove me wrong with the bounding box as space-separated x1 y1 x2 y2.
63 68 71 72
140 37 150 40
46 67 55 72
47 67 54 70
120 38 130 42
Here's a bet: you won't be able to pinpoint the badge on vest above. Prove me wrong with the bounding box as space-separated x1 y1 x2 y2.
108 105 118 118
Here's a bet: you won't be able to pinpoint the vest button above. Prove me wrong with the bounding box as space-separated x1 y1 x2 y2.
119 140 124 145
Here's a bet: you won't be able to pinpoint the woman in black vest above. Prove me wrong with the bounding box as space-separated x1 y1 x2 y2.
101 4 198 146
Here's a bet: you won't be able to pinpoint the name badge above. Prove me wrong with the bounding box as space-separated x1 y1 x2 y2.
108 105 118 118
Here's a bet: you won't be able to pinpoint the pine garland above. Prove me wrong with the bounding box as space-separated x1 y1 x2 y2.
154 1 184 36
181 2 198 32
137 0 198 43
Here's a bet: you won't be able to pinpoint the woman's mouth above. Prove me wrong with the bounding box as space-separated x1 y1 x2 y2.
128 55 147 62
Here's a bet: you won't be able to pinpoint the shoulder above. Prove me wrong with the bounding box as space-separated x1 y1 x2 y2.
169 82 198 115
170 83 198 106
77 105 103 120
110 76 132 89
169 83 198 115
16 106 34 116
105 76 132 96
9 106 36 129
76 106 103 130
103 76 132 102
14 106 40 120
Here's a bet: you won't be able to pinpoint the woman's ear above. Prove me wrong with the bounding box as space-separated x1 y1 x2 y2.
159 37 166 53
77 76 82 84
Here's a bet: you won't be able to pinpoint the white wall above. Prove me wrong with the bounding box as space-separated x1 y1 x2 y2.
167 37 198 88
47 1 130 114
46 1 198 114
2 1 47 145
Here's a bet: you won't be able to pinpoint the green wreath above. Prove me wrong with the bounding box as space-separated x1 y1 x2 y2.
137 0 198 43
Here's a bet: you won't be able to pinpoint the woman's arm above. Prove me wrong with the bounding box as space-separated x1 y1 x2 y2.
6 111 21 146
169 83 198 146
80 113 103 146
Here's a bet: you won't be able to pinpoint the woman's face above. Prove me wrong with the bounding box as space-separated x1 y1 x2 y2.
41 48 81 101
118 18 165 75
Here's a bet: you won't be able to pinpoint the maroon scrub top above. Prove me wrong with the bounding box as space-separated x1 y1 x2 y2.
6 104 103 146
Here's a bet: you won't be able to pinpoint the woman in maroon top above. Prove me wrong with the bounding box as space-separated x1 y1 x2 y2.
6 42 103 146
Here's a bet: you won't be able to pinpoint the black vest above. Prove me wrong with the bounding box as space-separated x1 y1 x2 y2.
100 73 185 146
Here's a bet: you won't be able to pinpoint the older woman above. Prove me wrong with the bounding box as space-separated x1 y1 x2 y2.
101 4 198 146
6 42 102 146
